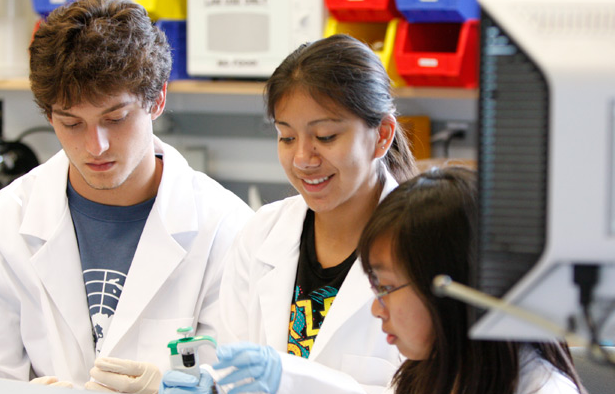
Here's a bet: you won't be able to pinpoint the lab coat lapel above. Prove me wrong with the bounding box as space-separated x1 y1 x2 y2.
310 170 398 360
100 211 188 355
309 261 373 360
22 151 96 373
29 214 96 374
256 198 307 351
100 140 197 356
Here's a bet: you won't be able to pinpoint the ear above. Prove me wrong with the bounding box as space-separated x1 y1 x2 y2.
373 114 396 159
150 82 167 120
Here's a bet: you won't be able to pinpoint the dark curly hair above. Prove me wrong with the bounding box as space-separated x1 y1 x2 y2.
29 0 172 117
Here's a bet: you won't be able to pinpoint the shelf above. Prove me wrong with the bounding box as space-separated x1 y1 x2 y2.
1 78 477 120
1 78 477 99
167 79 267 95
0 78 30 91
394 85 478 100
169 80 478 100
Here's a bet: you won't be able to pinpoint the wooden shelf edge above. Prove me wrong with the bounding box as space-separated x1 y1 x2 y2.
167 79 267 95
393 86 479 100
1 78 478 100
0 78 30 91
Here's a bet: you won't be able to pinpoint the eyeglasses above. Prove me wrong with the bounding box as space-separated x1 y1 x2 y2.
367 271 410 307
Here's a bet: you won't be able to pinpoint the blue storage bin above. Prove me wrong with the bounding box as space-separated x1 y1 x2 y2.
31 0 75 17
156 20 189 80
395 0 479 23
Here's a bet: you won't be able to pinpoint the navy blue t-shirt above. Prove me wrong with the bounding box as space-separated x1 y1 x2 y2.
67 181 155 354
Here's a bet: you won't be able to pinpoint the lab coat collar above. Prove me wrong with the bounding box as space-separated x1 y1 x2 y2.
255 197 308 349
19 151 70 241
19 151 96 371
254 167 398 269
256 197 307 269
101 138 199 355
379 167 399 204
20 138 199 240
310 169 398 360
99 209 188 356
20 138 201 359
151 137 199 235
254 169 398 356
30 208 96 373
309 261 373 360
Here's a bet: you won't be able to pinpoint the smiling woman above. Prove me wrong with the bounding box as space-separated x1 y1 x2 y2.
206 34 419 394
273 88 390 229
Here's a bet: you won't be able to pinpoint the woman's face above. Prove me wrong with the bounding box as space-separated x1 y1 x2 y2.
274 89 389 215
368 235 435 360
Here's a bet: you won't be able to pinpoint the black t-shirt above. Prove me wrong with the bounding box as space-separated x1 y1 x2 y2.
287 209 355 358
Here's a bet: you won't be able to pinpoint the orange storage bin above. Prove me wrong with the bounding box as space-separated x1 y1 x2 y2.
398 115 431 160
394 19 479 88
325 0 401 22
324 17 405 87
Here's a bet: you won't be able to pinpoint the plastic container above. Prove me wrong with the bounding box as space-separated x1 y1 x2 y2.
133 0 186 21
398 115 431 160
31 0 73 16
325 0 400 22
1 1 39 78
156 20 188 80
324 17 405 87
394 19 479 88
395 0 479 23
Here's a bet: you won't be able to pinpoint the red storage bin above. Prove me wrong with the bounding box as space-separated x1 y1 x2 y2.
394 19 479 88
325 0 401 22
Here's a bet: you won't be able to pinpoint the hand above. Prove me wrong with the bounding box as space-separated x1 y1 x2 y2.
85 357 161 393
159 370 214 394
30 376 74 388
213 343 282 394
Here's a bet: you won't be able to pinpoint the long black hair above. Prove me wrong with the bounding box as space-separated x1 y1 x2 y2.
359 167 586 394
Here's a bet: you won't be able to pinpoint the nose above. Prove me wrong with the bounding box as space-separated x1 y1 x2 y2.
293 137 320 170
371 297 388 320
85 125 110 157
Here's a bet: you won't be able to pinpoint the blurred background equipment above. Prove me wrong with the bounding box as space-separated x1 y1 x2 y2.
187 0 325 79
471 0 615 350
0 139 39 189
0 0 39 79
0 101 51 189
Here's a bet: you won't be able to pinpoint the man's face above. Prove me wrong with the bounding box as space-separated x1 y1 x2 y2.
49 90 165 205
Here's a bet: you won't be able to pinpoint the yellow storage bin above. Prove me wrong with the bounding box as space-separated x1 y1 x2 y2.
133 0 186 21
324 17 405 87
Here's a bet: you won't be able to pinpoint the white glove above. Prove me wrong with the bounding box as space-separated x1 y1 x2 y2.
86 357 161 393
30 376 74 388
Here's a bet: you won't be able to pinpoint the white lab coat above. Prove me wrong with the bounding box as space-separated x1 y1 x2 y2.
515 345 580 394
0 138 254 388
218 170 402 394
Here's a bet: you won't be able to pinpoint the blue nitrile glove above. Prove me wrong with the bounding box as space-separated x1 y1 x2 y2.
213 342 282 394
159 369 214 394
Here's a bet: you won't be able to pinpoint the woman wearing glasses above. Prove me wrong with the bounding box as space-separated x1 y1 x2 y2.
358 166 586 394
